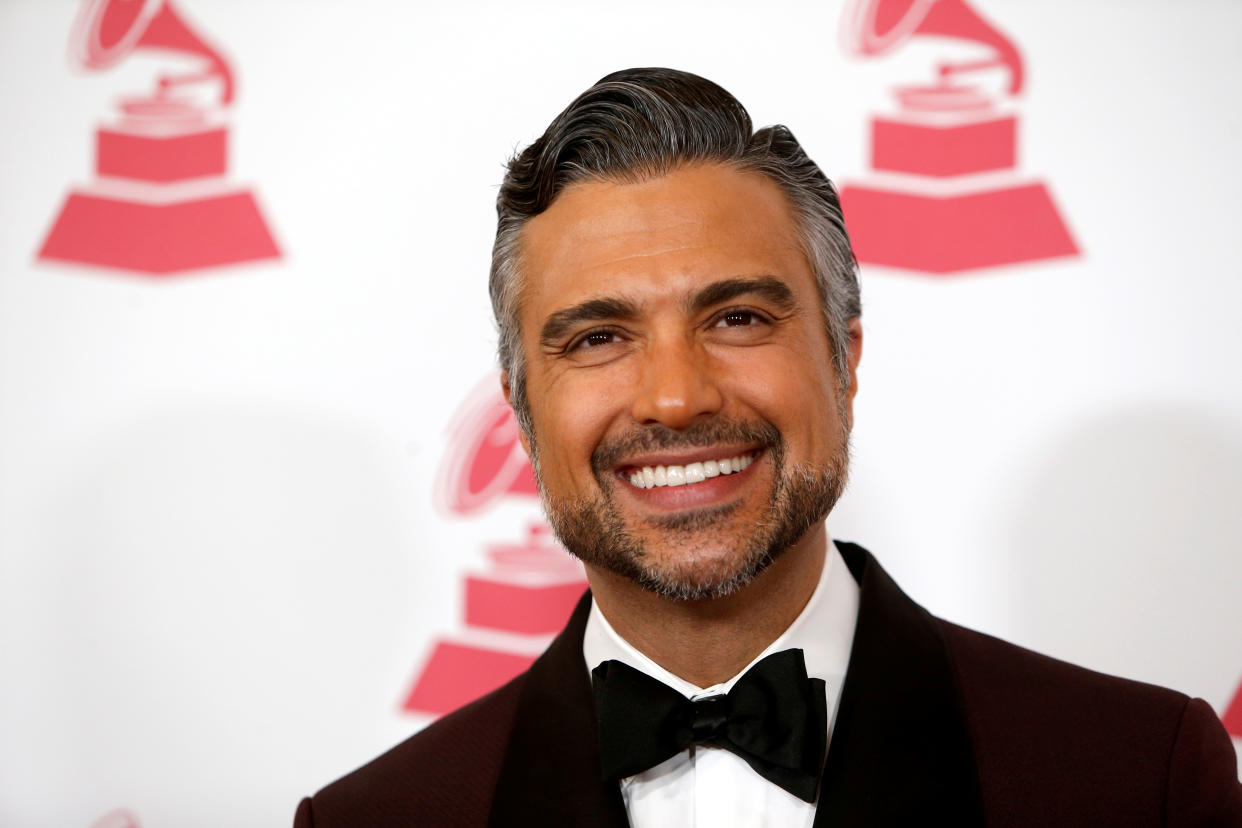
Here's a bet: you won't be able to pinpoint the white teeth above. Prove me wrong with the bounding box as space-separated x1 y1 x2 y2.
626 453 755 489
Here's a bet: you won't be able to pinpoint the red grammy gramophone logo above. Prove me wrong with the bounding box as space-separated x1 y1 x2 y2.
1225 678 1242 743
838 0 1078 273
402 378 587 717
37 0 279 275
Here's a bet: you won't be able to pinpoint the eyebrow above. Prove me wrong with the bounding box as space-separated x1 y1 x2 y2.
539 296 642 347
684 276 796 316
538 275 797 347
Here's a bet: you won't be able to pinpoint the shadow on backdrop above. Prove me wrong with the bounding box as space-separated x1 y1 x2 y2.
991 405 1242 710
29 402 415 821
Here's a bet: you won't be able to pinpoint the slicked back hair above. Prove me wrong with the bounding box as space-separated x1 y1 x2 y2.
491 67 860 437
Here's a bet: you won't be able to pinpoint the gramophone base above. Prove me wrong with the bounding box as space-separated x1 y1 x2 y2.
39 188 280 275
839 180 1078 274
872 114 1017 178
464 574 587 636
1223 681 1242 739
403 638 539 716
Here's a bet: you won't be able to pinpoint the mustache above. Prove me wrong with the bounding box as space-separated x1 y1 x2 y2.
590 418 782 475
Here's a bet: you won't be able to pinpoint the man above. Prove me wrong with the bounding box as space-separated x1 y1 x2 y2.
295 68 1241 826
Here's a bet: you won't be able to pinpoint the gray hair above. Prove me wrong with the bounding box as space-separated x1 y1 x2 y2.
490 67 860 436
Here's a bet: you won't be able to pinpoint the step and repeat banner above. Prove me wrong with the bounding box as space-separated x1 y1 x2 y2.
2 0 1240 825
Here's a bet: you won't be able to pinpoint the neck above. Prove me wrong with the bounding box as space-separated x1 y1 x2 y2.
585 526 829 688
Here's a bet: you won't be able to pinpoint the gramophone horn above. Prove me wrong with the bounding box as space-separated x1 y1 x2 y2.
68 0 235 104
69 0 165 69
841 0 1024 95
841 0 938 56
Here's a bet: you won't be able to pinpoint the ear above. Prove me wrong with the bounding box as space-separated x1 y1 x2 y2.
844 318 863 422
501 370 533 458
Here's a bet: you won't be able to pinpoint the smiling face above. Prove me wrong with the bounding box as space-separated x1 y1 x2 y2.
509 163 861 600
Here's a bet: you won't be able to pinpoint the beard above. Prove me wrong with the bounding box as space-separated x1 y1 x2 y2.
534 417 850 601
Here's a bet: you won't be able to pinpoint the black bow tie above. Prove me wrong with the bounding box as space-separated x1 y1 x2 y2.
590 648 828 803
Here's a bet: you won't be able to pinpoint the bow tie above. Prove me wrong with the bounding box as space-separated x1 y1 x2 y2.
590 648 828 803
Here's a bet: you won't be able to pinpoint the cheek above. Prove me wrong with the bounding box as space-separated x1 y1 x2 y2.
718 345 840 451
720 343 837 409
530 371 626 485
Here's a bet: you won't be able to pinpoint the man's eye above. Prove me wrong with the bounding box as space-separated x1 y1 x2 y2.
715 310 762 327
574 330 620 349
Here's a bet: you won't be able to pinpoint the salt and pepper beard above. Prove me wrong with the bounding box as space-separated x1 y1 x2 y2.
532 417 850 601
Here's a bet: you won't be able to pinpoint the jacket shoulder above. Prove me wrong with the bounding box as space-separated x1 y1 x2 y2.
938 620 1241 825
297 675 526 828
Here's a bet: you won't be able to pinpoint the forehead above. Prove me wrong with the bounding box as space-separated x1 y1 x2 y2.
518 164 812 315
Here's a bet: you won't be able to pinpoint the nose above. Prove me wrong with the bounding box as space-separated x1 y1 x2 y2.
629 334 724 430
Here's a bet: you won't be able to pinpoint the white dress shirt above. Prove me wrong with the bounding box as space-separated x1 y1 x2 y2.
582 540 861 827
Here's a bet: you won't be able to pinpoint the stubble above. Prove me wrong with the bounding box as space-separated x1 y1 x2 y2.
536 418 850 601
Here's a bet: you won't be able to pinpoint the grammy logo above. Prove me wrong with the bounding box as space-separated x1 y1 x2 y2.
38 0 279 275
838 0 1079 273
405 378 586 717
1225 679 1242 742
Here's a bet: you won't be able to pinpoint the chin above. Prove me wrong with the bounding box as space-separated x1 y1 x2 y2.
627 540 779 602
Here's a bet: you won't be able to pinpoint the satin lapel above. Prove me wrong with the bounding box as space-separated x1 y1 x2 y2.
487 591 630 828
813 542 985 826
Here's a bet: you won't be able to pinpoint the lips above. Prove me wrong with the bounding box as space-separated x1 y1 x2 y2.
625 451 756 489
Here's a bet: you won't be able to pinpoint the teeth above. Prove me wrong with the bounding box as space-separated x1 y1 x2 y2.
684 462 705 484
625 453 756 489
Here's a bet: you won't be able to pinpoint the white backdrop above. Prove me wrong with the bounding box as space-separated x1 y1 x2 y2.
2 1 1241 825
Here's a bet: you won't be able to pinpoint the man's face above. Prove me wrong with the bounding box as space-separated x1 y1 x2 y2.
509 163 860 600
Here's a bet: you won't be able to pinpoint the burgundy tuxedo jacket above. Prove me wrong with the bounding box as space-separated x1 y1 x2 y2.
295 542 1242 826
